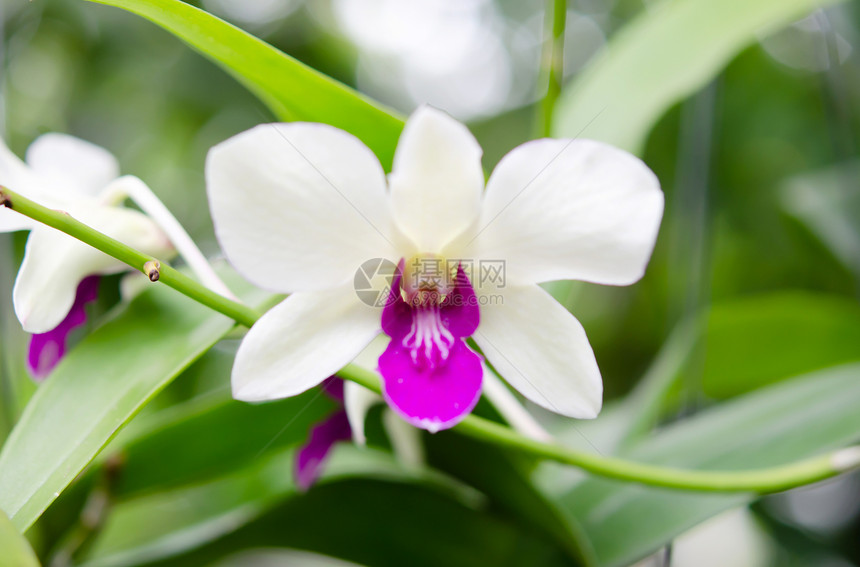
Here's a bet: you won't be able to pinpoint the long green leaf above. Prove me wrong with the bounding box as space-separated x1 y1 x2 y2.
427 431 597 566
81 447 490 567
542 363 860 567
110 390 334 498
0 508 39 567
553 0 842 153
125 476 569 567
0 272 268 532
85 0 405 168
702 292 860 399
781 162 860 279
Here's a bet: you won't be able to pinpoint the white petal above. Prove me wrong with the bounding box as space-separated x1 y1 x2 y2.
0 204 37 233
232 285 381 401
382 408 425 468
343 335 388 445
473 284 602 419
388 106 484 254
26 133 119 197
470 139 663 286
13 204 174 333
344 381 378 446
0 138 39 232
481 369 553 442
207 123 395 293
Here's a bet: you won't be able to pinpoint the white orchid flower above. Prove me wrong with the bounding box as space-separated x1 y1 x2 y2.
206 106 663 432
0 133 228 378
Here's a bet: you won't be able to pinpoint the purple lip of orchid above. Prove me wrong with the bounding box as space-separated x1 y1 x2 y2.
27 275 101 381
293 377 352 491
379 259 483 433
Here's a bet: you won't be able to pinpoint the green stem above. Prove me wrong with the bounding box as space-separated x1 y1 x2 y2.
0 187 260 328
339 363 853 493
537 0 567 138
2 185 857 494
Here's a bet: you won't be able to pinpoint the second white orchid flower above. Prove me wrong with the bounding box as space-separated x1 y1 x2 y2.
1 133 230 378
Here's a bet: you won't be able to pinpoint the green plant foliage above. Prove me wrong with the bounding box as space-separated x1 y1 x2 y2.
0 508 39 567
0 271 270 532
80 447 461 567
544 363 860 566
553 0 843 153
702 292 860 398
85 0 405 169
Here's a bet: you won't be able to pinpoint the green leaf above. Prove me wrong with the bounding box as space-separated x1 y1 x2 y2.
427 431 597 567
110 389 335 497
120 475 571 567
0 508 39 567
543 363 860 567
702 292 860 399
0 272 269 532
553 0 843 153
81 447 487 567
780 161 860 279
86 0 405 168
82 450 296 567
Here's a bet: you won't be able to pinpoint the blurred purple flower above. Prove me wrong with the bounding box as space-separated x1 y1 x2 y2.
27 276 100 380
294 378 353 491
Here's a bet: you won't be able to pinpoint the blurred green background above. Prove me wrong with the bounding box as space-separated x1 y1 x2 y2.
2 0 860 566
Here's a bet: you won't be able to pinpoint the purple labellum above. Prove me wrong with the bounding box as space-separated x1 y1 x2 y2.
27 275 100 381
379 260 483 432
294 403 352 491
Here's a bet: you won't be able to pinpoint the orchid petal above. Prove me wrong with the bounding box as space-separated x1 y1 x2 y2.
27 276 100 380
440 264 480 338
26 133 119 198
382 408 425 468
473 284 602 419
470 139 663 286
0 138 38 232
379 339 482 432
232 285 381 401
294 409 351 491
13 204 173 333
344 380 379 446
389 106 484 254
207 123 395 293
344 336 388 445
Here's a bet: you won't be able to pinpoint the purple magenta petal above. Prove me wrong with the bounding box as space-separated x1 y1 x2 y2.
381 259 411 339
441 264 479 338
379 339 483 432
294 409 352 491
321 376 344 403
27 276 100 380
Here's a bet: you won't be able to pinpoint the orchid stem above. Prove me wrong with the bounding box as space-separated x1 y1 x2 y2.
2 183 859 494
339 363 860 494
102 176 239 301
0 186 260 328
537 0 566 138
482 368 553 443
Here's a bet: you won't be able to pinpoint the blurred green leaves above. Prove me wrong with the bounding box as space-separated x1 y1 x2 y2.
553 0 843 153
0 508 39 567
2 0 860 564
85 0 405 169
545 362 860 566
0 270 269 532
702 292 860 399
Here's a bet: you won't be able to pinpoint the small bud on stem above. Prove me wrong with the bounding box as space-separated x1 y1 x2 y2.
144 260 161 282
0 186 12 209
